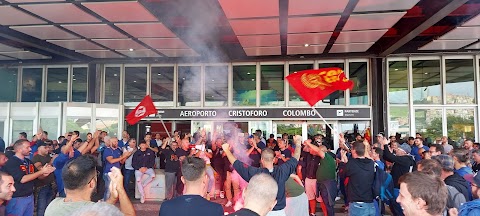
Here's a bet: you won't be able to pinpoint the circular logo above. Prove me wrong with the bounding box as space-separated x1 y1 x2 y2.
135 106 146 117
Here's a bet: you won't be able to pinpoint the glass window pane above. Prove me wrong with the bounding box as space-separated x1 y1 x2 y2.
72 67 87 102
412 60 441 104
104 67 120 104
178 66 201 106
446 59 475 104
260 65 284 106
47 67 68 102
12 120 33 141
0 121 4 138
388 61 408 104
95 118 119 138
289 64 313 106
233 65 256 106
22 68 43 102
389 106 409 138
40 118 58 141
447 109 475 147
124 67 147 103
349 62 368 105
66 117 91 140
415 109 443 141
205 66 228 106
0 67 17 102
151 66 174 106
318 63 345 105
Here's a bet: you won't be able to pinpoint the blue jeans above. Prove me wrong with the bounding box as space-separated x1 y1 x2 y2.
37 185 53 216
349 202 375 216
103 173 110 201
123 169 134 192
6 195 34 216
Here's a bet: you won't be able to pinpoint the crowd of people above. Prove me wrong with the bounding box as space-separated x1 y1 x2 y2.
0 127 480 216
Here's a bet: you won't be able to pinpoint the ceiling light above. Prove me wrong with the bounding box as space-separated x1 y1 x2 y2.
394 68 399 71
58 81 62 84
133 80 137 83
212 79 215 82
73 78 76 81
247 72 251 75
251 79 255 81
72 74 75 76
113 74 118 77
182 77 186 80
157 73 161 76
424 72 428 75
304 44 310 47
129 48 134 51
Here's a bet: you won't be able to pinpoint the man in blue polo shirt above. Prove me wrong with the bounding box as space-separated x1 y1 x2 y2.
102 137 132 200
53 132 97 197
223 135 302 216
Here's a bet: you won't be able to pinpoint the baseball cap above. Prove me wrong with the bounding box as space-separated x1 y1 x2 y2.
248 135 254 139
433 154 454 171
398 143 411 154
465 173 480 186
37 140 47 147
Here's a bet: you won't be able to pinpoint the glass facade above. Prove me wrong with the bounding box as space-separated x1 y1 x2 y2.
22 68 43 102
72 67 88 102
0 67 17 102
445 59 475 104
349 62 368 105
124 66 147 103
104 66 121 104
388 57 478 145
205 66 228 107
412 60 441 104
233 65 256 106
260 65 285 106
151 66 174 106
388 61 408 104
46 67 69 102
318 62 345 105
289 64 313 106
178 66 201 106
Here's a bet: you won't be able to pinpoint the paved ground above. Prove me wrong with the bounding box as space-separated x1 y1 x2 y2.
129 196 391 216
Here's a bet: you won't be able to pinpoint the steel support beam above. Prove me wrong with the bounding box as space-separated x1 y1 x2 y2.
379 0 468 56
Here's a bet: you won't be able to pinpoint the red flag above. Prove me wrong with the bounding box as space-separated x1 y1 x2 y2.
125 95 157 125
364 127 372 144
286 68 354 106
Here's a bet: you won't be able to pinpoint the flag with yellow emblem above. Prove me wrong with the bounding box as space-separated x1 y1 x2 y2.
286 67 354 106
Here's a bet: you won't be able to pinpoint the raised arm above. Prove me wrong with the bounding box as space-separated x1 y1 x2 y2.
79 131 99 155
292 135 302 160
62 134 78 154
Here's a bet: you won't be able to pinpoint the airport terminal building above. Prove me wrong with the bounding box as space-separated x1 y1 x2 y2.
0 0 478 150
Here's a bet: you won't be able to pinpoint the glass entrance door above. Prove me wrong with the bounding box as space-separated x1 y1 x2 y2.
339 121 370 143
306 121 335 150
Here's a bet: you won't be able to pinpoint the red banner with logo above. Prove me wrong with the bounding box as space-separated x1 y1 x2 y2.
126 95 157 125
286 68 354 106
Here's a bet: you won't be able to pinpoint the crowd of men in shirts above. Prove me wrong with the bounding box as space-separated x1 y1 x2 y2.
1 127 480 216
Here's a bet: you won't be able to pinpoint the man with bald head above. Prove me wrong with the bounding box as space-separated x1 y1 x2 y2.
102 137 132 201
229 173 278 216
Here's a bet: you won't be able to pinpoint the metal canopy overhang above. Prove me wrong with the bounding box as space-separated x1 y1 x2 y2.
0 0 479 64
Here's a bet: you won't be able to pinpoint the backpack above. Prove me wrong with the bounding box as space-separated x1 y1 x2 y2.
372 163 395 202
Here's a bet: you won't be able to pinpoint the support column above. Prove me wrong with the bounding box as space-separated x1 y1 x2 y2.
370 58 388 135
